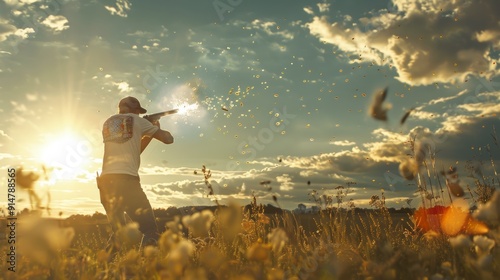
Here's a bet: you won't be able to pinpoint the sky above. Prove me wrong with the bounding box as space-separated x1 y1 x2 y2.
0 0 499 217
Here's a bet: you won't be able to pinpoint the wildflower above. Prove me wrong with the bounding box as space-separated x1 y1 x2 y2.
217 201 243 240
441 262 452 274
442 205 489 236
199 246 226 271
114 222 142 248
415 204 488 236
246 242 272 262
166 239 195 276
430 273 444 280
258 213 270 224
474 191 500 227
476 254 493 270
449 234 472 250
143 245 159 258
96 249 110 263
183 268 208 280
462 217 489 235
423 230 440 241
165 216 183 234
267 228 288 254
18 216 75 266
267 268 285 280
414 206 446 233
241 220 255 233
15 168 44 210
473 235 495 256
120 249 140 268
301 255 321 275
399 159 418 180
16 167 40 190
169 239 195 265
182 209 214 238
159 229 181 253
413 140 426 164
441 206 469 236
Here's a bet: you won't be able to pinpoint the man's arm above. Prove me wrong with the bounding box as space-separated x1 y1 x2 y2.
140 123 173 153
140 130 173 153
141 135 154 154
152 129 174 144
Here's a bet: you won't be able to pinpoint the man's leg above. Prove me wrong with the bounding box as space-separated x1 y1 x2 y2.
123 179 160 246
98 176 127 252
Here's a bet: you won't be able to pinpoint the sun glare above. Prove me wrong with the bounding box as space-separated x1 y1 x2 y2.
158 82 202 118
175 102 199 115
39 132 92 181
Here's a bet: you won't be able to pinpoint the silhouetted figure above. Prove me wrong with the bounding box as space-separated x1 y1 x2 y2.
97 96 174 254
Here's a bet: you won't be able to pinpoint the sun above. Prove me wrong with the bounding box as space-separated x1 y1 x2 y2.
38 132 93 181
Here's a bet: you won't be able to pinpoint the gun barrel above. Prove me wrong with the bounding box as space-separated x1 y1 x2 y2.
143 109 179 122
152 109 179 117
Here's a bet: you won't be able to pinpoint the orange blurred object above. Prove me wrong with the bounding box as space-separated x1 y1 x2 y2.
414 206 489 236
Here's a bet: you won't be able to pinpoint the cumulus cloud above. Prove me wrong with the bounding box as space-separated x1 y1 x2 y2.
363 128 408 163
250 19 294 40
113 81 132 93
41 15 69 32
458 102 500 116
436 91 500 133
305 0 500 85
454 90 500 116
303 7 314 15
317 3 330 13
283 147 378 175
306 16 382 64
3 0 41 6
0 22 17 41
0 20 34 46
0 130 13 140
299 169 319 177
438 115 475 134
276 174 294 191
330 140 356 146
410 110 438 120
14 28 35 39
427 90 468 105
105 0 132 18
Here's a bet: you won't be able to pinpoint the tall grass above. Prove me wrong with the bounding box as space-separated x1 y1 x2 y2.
2 152 500 279
2 196 499 279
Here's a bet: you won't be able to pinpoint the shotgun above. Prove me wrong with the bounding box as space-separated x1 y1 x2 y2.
143 109 179 123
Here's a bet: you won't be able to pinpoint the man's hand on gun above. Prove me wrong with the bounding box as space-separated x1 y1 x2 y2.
153 120 160 128
141 109 175 146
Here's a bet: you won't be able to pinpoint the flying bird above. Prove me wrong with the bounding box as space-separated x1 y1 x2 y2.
447 182 465 197
441 166 465 197
369 87 389 121
400 107 414 125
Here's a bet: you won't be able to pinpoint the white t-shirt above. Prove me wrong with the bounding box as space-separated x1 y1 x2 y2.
101 113 159 176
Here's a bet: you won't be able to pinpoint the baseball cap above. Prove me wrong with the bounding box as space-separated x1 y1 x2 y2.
118 96 147 114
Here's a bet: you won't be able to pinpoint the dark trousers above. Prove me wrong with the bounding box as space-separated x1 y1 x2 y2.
97 174 159 248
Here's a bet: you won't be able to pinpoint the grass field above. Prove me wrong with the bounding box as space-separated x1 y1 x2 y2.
1 197 499 280
2 157 500 279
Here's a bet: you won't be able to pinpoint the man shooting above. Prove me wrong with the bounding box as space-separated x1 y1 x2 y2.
97 96 173 251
